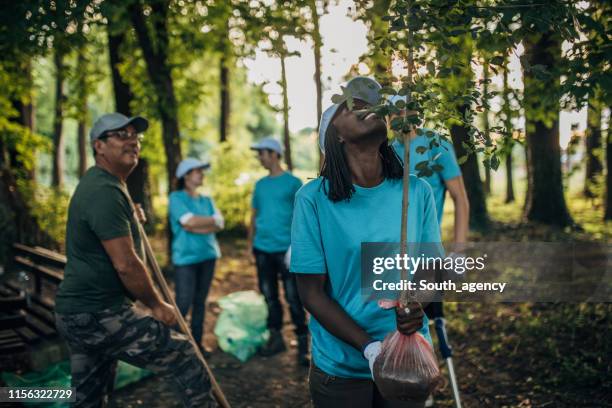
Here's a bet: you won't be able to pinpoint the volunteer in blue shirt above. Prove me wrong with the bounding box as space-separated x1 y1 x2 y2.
248 137 309 366
291 77 441 408
388 95 469 247
169 158 224 355
387 95 470 408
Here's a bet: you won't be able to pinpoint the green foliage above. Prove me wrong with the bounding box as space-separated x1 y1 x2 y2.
207 142 259 232
0 194 17 266
291 127 319 174
352 0 586 174
17 179 70 247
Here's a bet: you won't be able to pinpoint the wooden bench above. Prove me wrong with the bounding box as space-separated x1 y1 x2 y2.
0 244 65 353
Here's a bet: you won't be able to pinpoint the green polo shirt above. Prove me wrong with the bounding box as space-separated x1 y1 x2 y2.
55 166 142 314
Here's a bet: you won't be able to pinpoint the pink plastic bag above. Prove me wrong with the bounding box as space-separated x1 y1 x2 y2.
373 301 443 401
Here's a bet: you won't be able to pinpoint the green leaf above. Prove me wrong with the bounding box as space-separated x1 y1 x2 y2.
438 68 452 78
490 55 504 66
419 168 434 177
427 62 436 76
390 117 404 130
490 154 500 170
407 115 421 125
415 160 429 170
457 155 468 165
449 29 466 37
331 94 345 104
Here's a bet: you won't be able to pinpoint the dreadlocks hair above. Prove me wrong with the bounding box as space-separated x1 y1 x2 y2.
319 107 404 203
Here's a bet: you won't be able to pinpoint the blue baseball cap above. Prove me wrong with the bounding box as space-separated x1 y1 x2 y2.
90 113 148 141
176 158 211 179
318 76 382 152
250 137 283 155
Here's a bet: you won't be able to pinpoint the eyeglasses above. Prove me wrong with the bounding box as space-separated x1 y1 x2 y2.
100 130 144 142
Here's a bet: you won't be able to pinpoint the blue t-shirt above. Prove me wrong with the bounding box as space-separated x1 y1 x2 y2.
252 172 302 253
169 190 221 266
290 176 441 378
392 129 462 223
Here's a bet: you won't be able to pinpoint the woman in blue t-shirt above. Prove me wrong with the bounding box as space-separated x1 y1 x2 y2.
168 158 223 355
291 77 441 408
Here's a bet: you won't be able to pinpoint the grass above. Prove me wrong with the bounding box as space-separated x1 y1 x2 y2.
440 177 611 242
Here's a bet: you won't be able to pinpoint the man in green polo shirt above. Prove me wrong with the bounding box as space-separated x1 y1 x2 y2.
55 113 216 408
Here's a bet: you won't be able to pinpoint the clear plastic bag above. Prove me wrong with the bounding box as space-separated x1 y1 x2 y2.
373 330 443 402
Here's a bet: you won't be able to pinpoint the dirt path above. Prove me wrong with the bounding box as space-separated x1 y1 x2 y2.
110 235 611 408
111 237 311 408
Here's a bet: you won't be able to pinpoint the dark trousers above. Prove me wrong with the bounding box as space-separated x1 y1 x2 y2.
174 259 216 345
55 305 216 408
309 364 425 408
253 248 308 335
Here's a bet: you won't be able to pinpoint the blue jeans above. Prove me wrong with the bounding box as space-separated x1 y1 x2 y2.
253 248 308 335
174 259 216 345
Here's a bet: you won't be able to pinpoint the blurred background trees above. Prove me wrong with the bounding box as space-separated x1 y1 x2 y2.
0 0 610 265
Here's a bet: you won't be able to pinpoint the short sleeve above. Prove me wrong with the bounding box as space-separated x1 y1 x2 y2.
290 192 326 274
251 183 259 210
434 139 461 181
86 186 132 241
168 193 191 224
420 182 442 244
292 177 303 195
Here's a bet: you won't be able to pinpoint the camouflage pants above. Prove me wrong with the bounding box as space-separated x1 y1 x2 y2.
55 304 217 408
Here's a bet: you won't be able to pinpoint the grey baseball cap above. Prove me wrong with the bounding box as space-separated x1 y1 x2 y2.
318 76 382 152
89 113 149 142
250 137 283 155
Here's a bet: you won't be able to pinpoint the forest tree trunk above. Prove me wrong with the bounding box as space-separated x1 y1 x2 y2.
451 105 490 231
522 32 573 226
52 50 65 188
583 95 603 197
107 20 154 227
605 109 612 220
220 53 230 143
280 53 292 170
129 0 182 192
309 0 323 168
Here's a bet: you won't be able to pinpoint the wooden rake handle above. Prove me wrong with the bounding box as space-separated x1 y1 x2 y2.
137 223 231 408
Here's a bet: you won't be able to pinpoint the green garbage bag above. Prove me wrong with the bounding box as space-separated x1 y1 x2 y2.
2 361 71 408
2 360 152 407
114 361 153 389
213 290 269 362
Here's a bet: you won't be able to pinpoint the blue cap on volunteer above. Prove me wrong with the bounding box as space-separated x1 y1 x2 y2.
176 158 211 179
250 137 283 156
